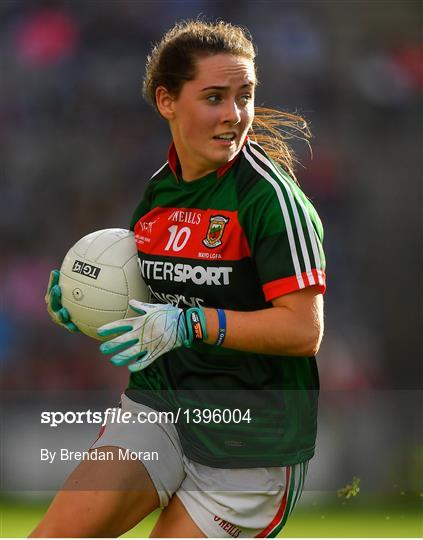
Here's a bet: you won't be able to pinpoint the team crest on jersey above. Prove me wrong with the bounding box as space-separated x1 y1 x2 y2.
202 215 229 248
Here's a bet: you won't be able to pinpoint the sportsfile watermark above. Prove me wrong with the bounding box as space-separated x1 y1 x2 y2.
3 389 420 493
40 407 252 428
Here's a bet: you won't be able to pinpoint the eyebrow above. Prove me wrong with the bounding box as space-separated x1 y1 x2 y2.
200 82 255 92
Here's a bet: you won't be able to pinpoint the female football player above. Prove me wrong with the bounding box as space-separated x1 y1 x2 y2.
33 20 326 538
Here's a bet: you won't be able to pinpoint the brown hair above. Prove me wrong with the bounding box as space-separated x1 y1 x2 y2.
143 20 311 181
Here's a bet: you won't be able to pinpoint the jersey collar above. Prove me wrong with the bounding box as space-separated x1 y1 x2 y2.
167 137 248 181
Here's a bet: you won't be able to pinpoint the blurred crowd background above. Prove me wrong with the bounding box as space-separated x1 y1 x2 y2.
1 0 422 496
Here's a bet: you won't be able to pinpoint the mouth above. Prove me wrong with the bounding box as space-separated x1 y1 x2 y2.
212 132 237 146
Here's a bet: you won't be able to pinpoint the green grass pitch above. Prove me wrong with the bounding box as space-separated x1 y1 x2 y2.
1 495 422 537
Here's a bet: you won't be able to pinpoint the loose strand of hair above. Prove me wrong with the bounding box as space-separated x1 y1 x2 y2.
250 107 312 184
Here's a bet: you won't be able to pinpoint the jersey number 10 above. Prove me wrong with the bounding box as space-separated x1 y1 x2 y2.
164 225 191 252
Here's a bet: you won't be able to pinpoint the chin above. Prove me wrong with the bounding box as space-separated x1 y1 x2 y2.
200 143 240 172
212 157 232 170
213 148 238 166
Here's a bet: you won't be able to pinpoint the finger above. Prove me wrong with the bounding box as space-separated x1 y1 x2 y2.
97 323 134 338
128 300 146 316
51 269 60 285
129 300 162 314
99 326 139 345
65 321 80 333
109 355 132 367
111 347 147 367
46 270 60 296
50 285 63 312
46 274 54 300
128 352 155 373
100 336 139 356
48 310 61 326
58 307 70 323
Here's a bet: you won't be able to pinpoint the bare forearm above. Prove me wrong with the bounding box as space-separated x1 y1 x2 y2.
203 303 323 357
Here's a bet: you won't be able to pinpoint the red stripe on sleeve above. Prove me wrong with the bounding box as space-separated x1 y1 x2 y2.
263 270 326 301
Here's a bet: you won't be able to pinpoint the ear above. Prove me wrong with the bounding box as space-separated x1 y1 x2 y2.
156 86 176 120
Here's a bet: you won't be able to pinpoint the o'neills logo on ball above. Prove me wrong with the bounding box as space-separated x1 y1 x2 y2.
202 215 229 249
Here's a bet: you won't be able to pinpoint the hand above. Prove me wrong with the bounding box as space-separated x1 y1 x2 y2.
97 300 207 372
45 270 80 333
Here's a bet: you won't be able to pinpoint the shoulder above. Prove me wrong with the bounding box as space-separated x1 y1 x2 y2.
237 141 299 206
129 161 170 230
147 161 172 190
142 160 175 199
239 142 321 221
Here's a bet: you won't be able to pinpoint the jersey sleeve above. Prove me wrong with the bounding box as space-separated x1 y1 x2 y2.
239 169 326 303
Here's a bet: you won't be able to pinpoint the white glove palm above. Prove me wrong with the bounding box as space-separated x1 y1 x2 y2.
97 301 190 372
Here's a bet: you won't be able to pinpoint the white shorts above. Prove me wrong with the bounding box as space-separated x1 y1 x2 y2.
91 394 308 538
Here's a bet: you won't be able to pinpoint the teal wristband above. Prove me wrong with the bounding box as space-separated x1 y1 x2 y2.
185 307 208 343
215 308 226 346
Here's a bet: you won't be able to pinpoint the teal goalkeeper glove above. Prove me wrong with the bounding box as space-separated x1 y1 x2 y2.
97 300 208 372
45 270 80 333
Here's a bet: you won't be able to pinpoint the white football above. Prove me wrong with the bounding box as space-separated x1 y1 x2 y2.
59 228 149 340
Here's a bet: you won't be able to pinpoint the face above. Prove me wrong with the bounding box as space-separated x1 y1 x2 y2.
156 54 256 180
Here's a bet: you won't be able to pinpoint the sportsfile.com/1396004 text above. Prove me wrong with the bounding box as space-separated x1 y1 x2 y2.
40 408 252 428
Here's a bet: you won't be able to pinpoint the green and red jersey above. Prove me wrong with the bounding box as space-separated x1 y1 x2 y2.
127 139 326 467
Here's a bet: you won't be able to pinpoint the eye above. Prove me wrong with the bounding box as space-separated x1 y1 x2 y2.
207 94 222 104
238 94 253 105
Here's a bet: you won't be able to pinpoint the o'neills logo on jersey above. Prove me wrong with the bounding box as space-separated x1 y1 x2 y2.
203 215 229 249
168 209 202 224
141 260 232 286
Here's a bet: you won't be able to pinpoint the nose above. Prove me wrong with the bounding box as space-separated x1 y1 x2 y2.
223 99 241 125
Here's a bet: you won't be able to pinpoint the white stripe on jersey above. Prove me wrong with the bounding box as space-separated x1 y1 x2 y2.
150 161 168 180
248 142 317 285
249 141 323 278
247 141 324 284
274 165 323 281
242 146 305 288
